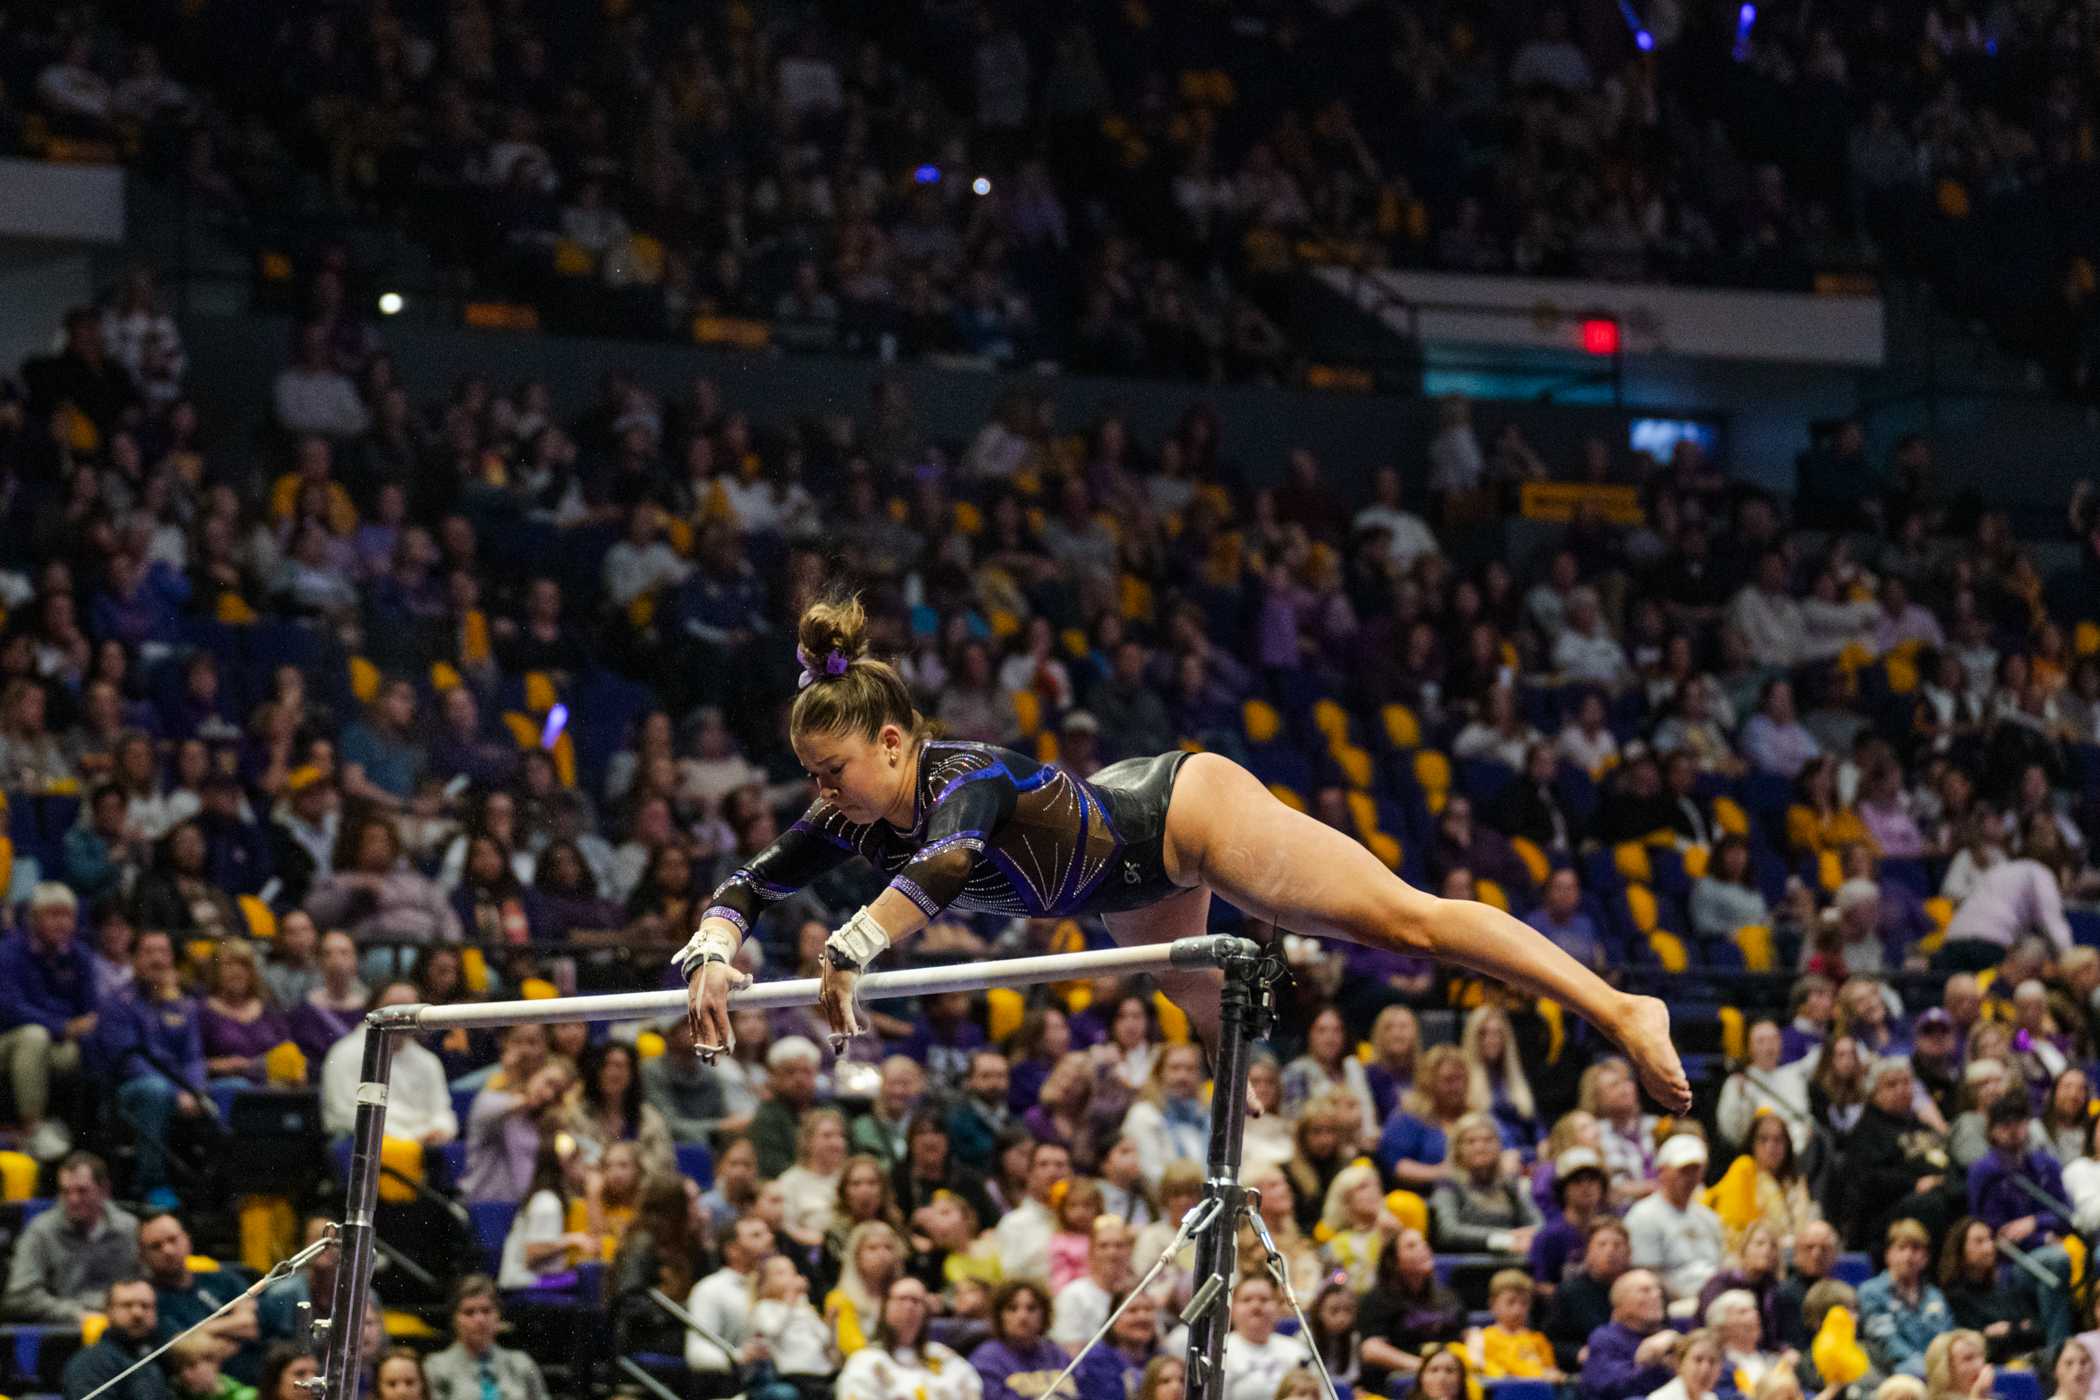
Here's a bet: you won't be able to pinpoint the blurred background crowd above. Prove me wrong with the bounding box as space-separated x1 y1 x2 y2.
0 3 2095 1400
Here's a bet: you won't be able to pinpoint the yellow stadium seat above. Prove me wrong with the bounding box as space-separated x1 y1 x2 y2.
1153 991 1191 1045
521 978 557 1000
1816 850 1842 892
264 1042 308 1087
987 987 1025 1043
2075 620 2099 657
186 1255 220 1273
627 592 656 629
551 238 594 276
239 1195 295 1273
1647 931 1688 974
1719 1006 1746 1063
1412 749 1451 796
887 497 909 523
384 1310 439 1340
82 1313 108 1346
1382 704 1420 750
2067 1234 2087 1287
1537 998 1566 1064
1311 699 1350 745
662 518 694 556
988 609 1021 640
636 1031 666 1060
185 939 215 968
378 1138 424 1205
1836 640 1875 676
429 661 462 693
1386 1190 1428 1236
1714 796 1749 837
349 656 380 704
1614 842 1653 886
1333 743 1373 790
1061 627 1089 658
1625 884 1658 933
1346 792 1379 840
1475 879 1509 912
1035 731 1060 764
1011 689 1043 739
524 672 558 714
0 1151 36 1201
1510 837 1550 888
239 895 277 939
1680 844 1711 879
1734 924 1775 973
501 712 540 750
1243 699 1283 744
1367 832 1402 869
954 501 984 536
1925 896 1953 930
1119 573 1154 623
1885 654 1918 695
1267 784 1306 812
462 947 490 995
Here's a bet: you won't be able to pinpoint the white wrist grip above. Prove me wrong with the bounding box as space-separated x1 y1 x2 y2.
675 923 741 976
825 907 890 969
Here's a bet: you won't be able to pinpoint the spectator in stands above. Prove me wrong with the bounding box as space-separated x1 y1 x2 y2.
1219 1275 1299 1400
1555 691 1621 780
1358 1226 1464 1390
835 1276 975 1400
1546 1219 1632 1369
337 681 425 808
460 1058 571 1206
1120 1042 1206 1190
306 813 461 945
1554 589 1634 689
970 1279 1069 1400
1526 868 1607 975
101 928 208 1204
1936 1216 2045 1365
60 1276 165 1400
0 882 98 1161
1743 680 1822 781
422 1275 549 1400
132 822 242 939
3 1150 138 1323
138 1210 262 1381
1429 1110 1542 1255
287 929 365 1067
1937 851 2076 970
1768 1223 1840 1352
320 981 456 1147
1857 1219 1952 1379
1626 1135 1727 1305
748 1035 823 1179
1964 1097 2076 1348
273 323 369 440
1579 1268 1678 1400
255 1214 335 1345
198 940 286 1086
1377 1044 1471 1188
990 1139 1066 1282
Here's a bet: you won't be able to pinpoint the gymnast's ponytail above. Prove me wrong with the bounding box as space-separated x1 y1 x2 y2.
788 594 929 744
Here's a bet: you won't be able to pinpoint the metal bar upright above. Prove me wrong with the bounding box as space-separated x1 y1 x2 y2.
1182 942 1269 1400
319 1026 397 1399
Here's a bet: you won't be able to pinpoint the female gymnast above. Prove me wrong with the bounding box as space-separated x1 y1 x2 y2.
681 598 1690 1114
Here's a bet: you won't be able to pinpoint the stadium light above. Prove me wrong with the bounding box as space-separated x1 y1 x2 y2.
1581 318 1621 356
972 176 992 196
913 164 940 184
376 292 404 316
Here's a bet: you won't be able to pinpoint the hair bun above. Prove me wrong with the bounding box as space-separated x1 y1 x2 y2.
797 595 871 667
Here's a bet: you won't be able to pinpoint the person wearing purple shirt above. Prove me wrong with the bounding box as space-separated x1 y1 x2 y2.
460 1060 573 1205
893 991 988 1090
1531 1148 1611 1287
967 1280 1070 1400
1579 1269 1679 1400
1777 975 1835 1065
1526 869 1607 972
89 554 189 651
0 883 101 1160
1965 1096 2077 1347
1740 680 1822 780
99 930 210 1200
197 942 292 1087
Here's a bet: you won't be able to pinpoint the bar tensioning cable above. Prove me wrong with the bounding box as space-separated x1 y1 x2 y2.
366 934 1256 1032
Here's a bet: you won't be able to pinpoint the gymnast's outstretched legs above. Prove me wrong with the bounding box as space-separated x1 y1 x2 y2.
1157 753 1691 1112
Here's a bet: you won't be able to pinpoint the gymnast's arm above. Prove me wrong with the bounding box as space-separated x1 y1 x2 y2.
829 772 1019 966
673 807 859 975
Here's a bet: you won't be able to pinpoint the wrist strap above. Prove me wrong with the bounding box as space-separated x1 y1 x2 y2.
825 907 890 972
674 922 741 977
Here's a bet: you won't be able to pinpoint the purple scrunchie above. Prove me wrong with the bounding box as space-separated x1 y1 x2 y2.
796 645 850 690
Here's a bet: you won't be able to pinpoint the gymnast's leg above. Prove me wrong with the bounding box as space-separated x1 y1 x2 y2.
1160 754 1691 1112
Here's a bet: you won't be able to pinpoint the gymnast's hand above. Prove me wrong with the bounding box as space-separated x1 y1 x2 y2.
685 958 750 1064
818 953 863 1051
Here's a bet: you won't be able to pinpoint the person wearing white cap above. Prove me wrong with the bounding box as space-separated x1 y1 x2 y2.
1623 1135 1726 1308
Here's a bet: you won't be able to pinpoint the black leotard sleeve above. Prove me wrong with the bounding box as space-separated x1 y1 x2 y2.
696 807 860 938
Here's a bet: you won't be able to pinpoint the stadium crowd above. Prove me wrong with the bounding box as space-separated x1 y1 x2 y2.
0 229 2091 1400
9 0 2100 389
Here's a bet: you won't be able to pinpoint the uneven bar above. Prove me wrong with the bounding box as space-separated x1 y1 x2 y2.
369 934 1254 1032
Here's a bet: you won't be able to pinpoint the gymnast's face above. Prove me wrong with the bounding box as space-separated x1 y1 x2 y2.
794 723 914 826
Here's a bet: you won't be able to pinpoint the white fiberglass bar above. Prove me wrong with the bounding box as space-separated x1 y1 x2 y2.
368 934 1253 1033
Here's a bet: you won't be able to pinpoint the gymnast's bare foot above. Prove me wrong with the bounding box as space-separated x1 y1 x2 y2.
1616 994 1692 1114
